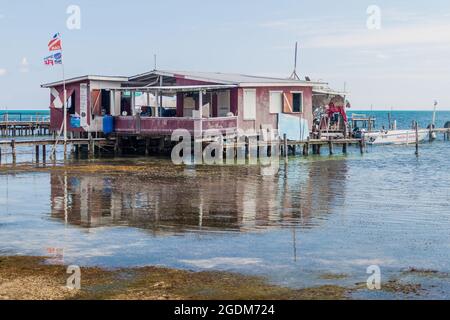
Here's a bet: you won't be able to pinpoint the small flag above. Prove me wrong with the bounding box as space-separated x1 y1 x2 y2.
44 52 62 66
54 52 62 64
44 55 55 66
48 33 62 51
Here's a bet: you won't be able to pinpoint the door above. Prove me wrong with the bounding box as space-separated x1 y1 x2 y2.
217 91 230 117
243 89 256 120
80 83 88 127
91 90 102 117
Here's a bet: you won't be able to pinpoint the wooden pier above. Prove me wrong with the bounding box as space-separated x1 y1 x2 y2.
278 137 364 159
1 126 449 165
0 138 113 163
0 120 51 137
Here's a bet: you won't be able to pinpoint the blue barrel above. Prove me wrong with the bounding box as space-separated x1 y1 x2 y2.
70 115 80 128
103 115 114 134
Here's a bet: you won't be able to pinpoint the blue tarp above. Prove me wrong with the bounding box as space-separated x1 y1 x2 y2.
70 115 80 128
278 113 309 141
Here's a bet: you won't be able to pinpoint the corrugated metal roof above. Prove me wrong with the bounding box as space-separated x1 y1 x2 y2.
41 75 128 88
313 86 349 96
130 70 327 86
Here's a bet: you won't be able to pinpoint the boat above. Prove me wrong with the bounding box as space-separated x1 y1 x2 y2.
364 129 429 145
351 113 430 145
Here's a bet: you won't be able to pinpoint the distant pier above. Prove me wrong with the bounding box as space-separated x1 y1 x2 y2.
0 138 113 164
0 120 51 137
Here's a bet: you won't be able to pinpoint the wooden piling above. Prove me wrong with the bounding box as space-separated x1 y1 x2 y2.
328 140 333 155
88 135 94 158
245 136 250 160
11 139 16 163
145 138 150 156
283 134 288 162
342 127 348 154
415 122 419 156
158 137 165 153
35 145 39 162
42 145 46 163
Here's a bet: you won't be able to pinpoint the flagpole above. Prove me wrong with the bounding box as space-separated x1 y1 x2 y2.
60 34 67 157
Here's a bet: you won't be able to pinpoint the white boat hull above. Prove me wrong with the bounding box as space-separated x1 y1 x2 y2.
365 129 429 145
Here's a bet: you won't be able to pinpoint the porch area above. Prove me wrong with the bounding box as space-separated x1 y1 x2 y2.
114 116 238 135
103 84 239 136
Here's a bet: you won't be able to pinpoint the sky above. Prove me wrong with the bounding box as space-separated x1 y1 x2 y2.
1 0 450 110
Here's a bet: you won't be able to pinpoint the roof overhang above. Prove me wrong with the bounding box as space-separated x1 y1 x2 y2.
129 70 235 85
313 87 349 96
41 75 128 88
240 81 326 88
111 84 238 94
130 70 328 87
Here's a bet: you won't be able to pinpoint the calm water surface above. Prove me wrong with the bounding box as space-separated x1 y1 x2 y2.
1 111 450 299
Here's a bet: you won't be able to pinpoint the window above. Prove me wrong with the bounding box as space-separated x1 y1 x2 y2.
243 89 256 120
68 91 76 115
217 91 230 117
269 91 282 114
292 92 303 113
101 89 111 115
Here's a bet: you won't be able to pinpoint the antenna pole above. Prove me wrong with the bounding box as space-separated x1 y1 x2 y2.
154 54 157 70
290 42 300 80
432 100 438 127
294 42 298 71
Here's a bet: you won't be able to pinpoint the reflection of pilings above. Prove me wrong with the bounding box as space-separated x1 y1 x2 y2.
64 173 68 226
11 139 16 164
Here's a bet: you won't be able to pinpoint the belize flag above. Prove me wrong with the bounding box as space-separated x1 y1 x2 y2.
48 33 62 51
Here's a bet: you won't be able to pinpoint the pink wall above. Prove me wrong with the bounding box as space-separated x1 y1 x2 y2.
236 86 313 132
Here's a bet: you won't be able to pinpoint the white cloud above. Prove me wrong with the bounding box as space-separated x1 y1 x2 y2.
304 21 450 49
382 8 429 23
375 53 390 60
260 12 450 50
0 69 6 76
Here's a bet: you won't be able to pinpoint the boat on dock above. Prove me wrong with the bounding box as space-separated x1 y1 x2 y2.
364 129 429 145
351 113 429 145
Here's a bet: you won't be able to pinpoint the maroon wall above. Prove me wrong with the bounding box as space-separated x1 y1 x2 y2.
49 80 89 133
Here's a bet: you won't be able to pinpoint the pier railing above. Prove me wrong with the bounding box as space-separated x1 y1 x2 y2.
0 120 51 137
1 113 50 122
114 116 238 135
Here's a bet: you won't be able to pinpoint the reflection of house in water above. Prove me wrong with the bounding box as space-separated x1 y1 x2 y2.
50 162 348 233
